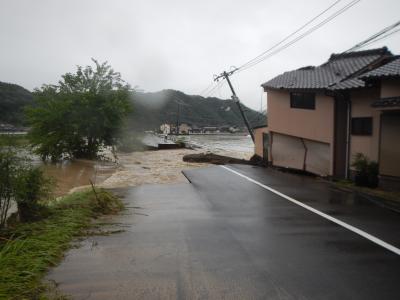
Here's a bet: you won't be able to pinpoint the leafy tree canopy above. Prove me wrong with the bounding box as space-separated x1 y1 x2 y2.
26 59 132 161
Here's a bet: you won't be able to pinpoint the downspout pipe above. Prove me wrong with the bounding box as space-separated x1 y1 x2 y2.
300 138 308 171
334 90 351 180
329 89 351 180
345 97 351 180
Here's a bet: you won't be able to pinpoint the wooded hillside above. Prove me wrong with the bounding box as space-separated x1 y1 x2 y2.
0 83 266 130
127 89 266 131
0 81 33 125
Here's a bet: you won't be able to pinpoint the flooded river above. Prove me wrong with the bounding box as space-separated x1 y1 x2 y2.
39 159 117 196
4 134 254 197
183 134 253 157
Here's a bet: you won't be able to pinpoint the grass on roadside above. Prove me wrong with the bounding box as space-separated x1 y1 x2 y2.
0 189 123 300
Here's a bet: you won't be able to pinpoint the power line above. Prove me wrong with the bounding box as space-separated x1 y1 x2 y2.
199 81 217 96
344 20 400 52
211 0 361 143
237 0 344 71
200 0 359 97
200 67 236 97
237 0 361 73
204 80 225 98
217 79 225 98
359 28 400 48
201 80 222 97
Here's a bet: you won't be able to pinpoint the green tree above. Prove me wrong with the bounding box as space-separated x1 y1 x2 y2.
26 59 132 161
0 150 18 228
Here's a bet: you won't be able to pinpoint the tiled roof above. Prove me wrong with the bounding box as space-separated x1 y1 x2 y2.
329 78 365 90
360 56 400 79
262 47 391 90
371 96 400 108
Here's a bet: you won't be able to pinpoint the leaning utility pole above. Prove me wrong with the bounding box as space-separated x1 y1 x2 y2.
214 70 255 142
176 102 180 135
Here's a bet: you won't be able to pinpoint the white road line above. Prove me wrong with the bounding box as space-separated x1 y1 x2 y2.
221 165 400 256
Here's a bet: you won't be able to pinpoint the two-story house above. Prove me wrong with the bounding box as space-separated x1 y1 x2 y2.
254 47 400 190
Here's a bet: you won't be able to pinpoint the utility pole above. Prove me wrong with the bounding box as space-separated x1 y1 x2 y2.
214 70 255 142
176 102 180 135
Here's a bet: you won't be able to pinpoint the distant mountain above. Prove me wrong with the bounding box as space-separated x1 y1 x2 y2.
0 83 267 131
0 81 33 125
127 89 267 131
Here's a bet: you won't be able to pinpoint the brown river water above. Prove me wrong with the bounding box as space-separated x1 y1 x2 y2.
5 134 253 197
40 159 118 197
37 149 206 197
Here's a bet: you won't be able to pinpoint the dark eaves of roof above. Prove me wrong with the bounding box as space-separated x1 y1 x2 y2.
328 47 390 60
261 47 392 91
371 96 400 108
360 56 400 79
252 124 268 130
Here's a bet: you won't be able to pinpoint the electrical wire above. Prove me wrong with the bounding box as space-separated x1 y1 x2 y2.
204 80 224 98
237 0 344 71
201 0 359 97
199 81 217 96
237 0 361 73
359 28 400 48
344 20 400 52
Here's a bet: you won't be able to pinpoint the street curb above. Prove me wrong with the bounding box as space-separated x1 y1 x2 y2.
331 184 400 214
356 191 400 214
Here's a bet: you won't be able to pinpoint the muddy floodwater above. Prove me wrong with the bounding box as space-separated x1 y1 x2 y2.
5 134 254 197
35 149 207 196
38 134 253 195
40 159 118 196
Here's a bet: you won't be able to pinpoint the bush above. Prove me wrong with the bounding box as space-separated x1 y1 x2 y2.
14 166 52 222
0 149 52 227
351 153 379 188
0 151 19 228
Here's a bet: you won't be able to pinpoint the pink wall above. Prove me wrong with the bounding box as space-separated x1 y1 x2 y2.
379 78 400 177
266 89 335 175
350 88 381 164
267 89 334 144
381 78 400 98
254 127 268 158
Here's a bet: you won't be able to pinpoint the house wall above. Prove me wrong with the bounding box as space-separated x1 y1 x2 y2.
267 89 334 143
349 88 381 165
160 124 171 134
179 123 191 134
270 132 331 176
381 78 400 98
378 79 400 190
304 139 331 176
254 127 269 158
266 89 334 175
271 133 305 170
379 112 400 178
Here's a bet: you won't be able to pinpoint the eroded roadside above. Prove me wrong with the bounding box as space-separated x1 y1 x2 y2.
99 149 209 188
41 145 252 196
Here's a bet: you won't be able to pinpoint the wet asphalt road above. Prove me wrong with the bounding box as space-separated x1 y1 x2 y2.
48 165 400 299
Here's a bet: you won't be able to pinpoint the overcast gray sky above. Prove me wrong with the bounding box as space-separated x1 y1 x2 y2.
1 0 399 110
